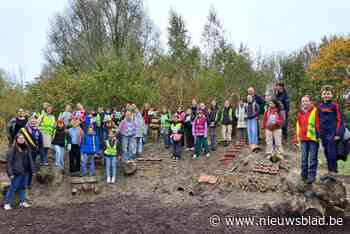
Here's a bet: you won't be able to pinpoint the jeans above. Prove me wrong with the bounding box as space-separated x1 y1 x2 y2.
210 127 217 150
69 144 81 173
194 136 209 155
301 141 319 181
133 137 143 157
105 156 117 178
321 135 338 172
161 129 171 147
5 175 29 204
143 125 149 144
54 145 65 170
247 118 258 145
41 147 49 165
172 140 182 158
82 154 95 177
122 136 135 161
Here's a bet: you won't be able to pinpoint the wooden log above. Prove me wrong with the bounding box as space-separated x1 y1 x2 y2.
71 177 86 184
84 176 98 183
137 157 162 162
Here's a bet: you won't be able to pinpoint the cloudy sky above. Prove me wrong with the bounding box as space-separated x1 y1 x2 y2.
0 0 349 82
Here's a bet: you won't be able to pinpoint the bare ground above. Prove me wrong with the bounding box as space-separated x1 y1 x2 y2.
0 142 349 233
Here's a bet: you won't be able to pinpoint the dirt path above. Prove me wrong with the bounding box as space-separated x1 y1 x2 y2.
0 195 349 234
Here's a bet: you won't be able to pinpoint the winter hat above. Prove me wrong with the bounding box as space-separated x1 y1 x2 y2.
57 119 65 126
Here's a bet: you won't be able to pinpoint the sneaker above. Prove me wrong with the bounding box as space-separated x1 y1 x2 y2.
190 147 194 151
111 177 116 184
306 177 316 184
4 204 12 210
205 153 210 158
19 202 31 208
107 177 111 184
192 155 199 160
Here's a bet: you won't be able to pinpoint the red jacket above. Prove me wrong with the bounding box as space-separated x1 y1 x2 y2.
262 108 284 130
296 106 319 142
142 110 151 125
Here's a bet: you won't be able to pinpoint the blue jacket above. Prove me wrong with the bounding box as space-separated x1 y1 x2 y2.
81 133 100 154
316 101 342 137
276 91 290 112
246 102 260 119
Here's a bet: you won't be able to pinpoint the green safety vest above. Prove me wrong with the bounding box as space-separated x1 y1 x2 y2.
218 108 233 123
104 140 117 156
160 113 171 129
171 123 182 132
296 107 318 143
40 114 56 136
96 113 102 128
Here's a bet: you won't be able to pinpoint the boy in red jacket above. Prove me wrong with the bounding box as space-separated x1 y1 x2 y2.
295 95 319 184
262 99 284 158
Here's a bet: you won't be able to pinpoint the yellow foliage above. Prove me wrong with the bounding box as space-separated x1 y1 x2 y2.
308 38 350 92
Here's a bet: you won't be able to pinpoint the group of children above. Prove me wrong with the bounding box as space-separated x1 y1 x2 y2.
3 83 350 210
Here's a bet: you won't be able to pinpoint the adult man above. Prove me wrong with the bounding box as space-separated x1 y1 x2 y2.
275 82 290 139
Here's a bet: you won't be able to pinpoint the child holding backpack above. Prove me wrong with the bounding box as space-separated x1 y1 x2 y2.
170 114 183 160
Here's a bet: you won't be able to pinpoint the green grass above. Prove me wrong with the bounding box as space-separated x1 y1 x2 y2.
338 160 350 176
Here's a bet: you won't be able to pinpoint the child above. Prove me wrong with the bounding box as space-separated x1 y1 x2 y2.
170 114 183 160
52 119 69 171
160 107 172 148
316 85 342 177
262 99 285 157
73 103 87 129
4 134 35 210
218 100 234 146
176 106 186 146
59 104 72 128
246 95 260 149
142 103 151 142
119 110 137 161
235 99 247 143
81 126 100 177
208 100 219 151
104 133 118 184
68 118 84 177
264 93 273 113
38 104 56 165
191 98 198 117
192 111 210 159
184 109 195 151
19 116 43 188
295 95 319 184
134 108 145 158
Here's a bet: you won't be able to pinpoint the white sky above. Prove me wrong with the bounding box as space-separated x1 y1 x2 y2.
0 0 349 82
